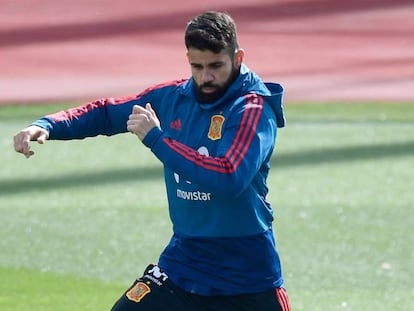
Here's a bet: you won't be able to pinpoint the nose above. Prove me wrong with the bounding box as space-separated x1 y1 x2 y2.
200 70 214 84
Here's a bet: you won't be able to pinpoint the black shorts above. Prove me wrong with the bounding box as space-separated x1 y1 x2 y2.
111 264 290 311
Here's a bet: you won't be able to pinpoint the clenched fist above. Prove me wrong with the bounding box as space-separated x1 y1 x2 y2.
127 103 160 141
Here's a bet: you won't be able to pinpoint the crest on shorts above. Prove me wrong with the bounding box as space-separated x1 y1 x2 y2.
208 115 225 140
126 282 151 303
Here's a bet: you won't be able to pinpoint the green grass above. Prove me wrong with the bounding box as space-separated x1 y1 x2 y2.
1 102 413 310
0 267 124 311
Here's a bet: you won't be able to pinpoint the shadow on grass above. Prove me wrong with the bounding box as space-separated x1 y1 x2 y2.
1 141 413 196
272 140 414 168
0 166 164 196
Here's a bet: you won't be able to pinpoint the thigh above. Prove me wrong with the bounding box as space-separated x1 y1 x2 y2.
110 264 206 311
211 287 291 311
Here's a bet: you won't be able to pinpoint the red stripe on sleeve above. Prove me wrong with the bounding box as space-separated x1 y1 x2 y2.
48 79 187 122
228 94 263 168
164 138 233 173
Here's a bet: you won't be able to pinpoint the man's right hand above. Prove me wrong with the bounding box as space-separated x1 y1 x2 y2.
13 125 49 158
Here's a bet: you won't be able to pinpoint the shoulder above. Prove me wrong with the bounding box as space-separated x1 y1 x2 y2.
137 79 189 99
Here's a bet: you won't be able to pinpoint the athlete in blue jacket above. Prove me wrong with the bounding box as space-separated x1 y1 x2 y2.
14 11 290 311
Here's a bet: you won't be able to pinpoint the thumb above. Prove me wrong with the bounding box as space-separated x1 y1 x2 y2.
37 131 48 144
146 103 155 116
132 105 143 114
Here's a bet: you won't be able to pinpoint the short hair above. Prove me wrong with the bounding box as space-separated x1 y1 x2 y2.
185 11 239 55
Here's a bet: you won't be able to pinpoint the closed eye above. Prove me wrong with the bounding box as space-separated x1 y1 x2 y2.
191 63 203 70
209 62 224 69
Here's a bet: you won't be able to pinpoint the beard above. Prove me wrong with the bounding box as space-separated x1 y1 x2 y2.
194 66 239 104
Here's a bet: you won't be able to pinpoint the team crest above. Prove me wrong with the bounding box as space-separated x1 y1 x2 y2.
208 115 225 140
126 282 151 303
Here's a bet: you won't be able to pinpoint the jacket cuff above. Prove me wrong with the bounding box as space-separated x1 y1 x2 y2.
142 127 163 148
31 118 53 135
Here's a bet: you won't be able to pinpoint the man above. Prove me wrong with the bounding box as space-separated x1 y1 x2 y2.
14 11 290 311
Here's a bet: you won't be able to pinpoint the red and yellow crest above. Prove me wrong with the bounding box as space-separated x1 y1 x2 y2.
126 282 151 303
208 115 225 140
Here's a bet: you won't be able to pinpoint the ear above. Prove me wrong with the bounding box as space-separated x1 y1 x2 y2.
186 51 190 63
235 49 245 67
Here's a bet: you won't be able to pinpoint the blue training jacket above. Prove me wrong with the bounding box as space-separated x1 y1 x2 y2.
32 64 286 296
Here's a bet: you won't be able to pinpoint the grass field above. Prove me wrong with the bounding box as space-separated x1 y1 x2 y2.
1 102 413 310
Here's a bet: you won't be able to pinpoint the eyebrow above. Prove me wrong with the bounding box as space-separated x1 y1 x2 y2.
190 61 224 67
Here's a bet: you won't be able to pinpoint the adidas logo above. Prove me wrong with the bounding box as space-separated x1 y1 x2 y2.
170 119 182 130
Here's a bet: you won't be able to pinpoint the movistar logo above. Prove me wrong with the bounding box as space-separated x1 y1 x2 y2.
175 146 212 201
176 189 212 201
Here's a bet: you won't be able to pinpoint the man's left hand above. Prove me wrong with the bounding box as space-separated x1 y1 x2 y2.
127 103 160 141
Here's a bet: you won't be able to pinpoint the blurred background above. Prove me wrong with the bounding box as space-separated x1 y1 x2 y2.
1 0 413 104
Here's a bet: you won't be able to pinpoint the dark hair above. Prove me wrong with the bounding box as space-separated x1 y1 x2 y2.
185 11 239 55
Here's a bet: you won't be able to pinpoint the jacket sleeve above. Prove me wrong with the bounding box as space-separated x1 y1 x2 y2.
143 94 278 198
31 96 144 140
31 80 186 140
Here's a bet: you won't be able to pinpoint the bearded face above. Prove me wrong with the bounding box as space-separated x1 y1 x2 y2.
187 48 243 104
